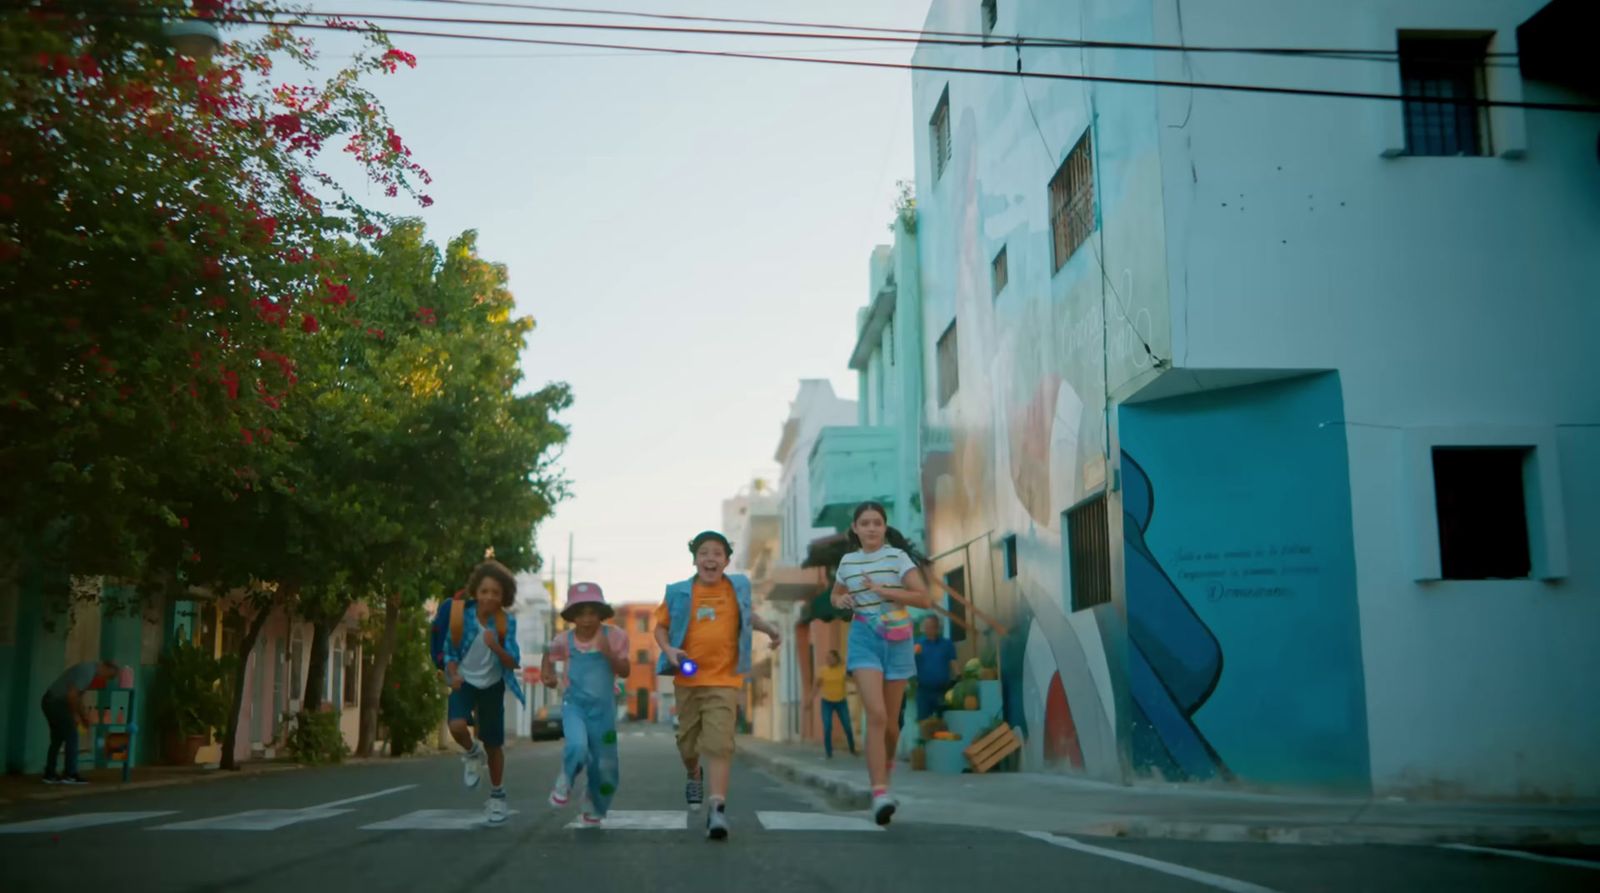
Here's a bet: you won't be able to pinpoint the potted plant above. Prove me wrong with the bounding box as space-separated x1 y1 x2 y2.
150 640 230 765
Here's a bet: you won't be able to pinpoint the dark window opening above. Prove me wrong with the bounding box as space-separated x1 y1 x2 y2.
1400 35 1492 157
936 321 959 407
1002 535 1018 579
1433 447 1531 579
1066 494 1112 611
1049 129 1096 271
944 567 969 643
931 86 952 180
991 246 1009 297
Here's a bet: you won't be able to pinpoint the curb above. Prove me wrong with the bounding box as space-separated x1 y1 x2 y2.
740 747 1600 847
0 763 302 807
740 746 871 810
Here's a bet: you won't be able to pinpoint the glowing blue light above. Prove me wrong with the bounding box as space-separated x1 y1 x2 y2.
680 659 698 677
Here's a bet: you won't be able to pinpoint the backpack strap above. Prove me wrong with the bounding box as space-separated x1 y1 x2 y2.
494 610 507 641
449 598 466 651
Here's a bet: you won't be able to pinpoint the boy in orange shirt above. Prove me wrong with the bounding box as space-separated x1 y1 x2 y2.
654 530 781 840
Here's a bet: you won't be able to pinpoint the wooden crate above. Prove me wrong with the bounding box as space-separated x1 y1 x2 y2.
963 723 1022 774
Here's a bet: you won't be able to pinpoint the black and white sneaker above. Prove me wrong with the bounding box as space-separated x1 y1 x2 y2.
59 775 89 786
42 774 61 785
684 770 704 811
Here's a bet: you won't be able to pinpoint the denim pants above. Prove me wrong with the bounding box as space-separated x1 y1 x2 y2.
820 698 854 757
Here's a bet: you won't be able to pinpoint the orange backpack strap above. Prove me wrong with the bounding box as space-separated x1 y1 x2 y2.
449 598 466 652
494 610 507 641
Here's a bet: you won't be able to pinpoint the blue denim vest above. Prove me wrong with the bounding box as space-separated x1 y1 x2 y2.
444 602 525 705
654 574 753 678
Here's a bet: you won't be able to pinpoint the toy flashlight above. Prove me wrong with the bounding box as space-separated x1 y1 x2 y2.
679 658 698 677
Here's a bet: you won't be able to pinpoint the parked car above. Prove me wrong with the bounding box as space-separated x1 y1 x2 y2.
529 706 563 741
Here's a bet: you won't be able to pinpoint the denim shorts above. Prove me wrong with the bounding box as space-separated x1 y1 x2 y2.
845 618 916 681
448 681 506 747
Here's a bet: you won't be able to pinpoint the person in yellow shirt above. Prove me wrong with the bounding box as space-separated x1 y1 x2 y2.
810 650 855 759
654 530 782 841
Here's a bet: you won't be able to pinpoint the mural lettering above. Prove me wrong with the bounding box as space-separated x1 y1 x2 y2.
1174 544 1321 601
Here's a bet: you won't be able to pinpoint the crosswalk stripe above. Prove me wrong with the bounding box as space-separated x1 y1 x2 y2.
756 811 884 832
361 808 520 831
152 807 353 831
564 810 686 830
0 811 177 834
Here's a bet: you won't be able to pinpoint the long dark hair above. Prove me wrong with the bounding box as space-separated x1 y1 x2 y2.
466 560 517 606
847 501 931 572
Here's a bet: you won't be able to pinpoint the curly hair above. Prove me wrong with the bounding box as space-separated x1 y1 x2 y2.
465 560 517 606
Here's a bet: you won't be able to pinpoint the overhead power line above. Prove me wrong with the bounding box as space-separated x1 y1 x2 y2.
199 15 1600 115
392 0 1521 61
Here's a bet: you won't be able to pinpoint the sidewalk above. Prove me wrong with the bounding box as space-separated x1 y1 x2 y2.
738 737 1600 846
0 761 301 808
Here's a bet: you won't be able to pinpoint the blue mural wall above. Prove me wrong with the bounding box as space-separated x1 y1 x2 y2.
1118 373 1370 789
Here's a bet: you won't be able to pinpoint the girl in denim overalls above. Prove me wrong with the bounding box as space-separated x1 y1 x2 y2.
541 582 630 827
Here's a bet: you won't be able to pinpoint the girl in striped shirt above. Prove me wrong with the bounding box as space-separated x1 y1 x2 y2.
829 501 931 825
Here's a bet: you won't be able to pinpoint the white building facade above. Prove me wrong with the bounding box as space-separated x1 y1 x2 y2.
901 0 1598 796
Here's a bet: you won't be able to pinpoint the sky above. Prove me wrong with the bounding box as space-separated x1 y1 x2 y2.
297 1 934 605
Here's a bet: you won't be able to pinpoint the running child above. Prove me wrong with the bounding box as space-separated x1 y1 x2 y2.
443 559 524 825
829 501 931 826
654 530 783 840
542 582 630 827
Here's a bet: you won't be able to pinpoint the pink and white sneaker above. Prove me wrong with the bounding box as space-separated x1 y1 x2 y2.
548 773 572 807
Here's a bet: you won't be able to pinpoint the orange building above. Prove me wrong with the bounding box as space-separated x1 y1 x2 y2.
612 604 661 721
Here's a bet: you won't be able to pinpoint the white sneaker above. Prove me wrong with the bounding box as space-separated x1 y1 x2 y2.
872 791 898 827
579 811 603 828
462 746 484 789
549 773 571 807
486 795 508 825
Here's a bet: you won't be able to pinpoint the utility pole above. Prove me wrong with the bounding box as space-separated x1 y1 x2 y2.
567 532 574 593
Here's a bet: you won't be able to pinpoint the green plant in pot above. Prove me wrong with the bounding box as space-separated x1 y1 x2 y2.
151 639 231 765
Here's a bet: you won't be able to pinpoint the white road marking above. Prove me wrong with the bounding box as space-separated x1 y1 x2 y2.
756 811 885 832
0 811 176 834
361 808 519 831
149 785 413 831
310 784 418 809
1021 831 1284 893
153 808 352 831
564 810 686 830
1439 843 1600 871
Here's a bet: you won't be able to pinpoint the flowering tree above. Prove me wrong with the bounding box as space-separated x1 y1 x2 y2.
0 0 429 587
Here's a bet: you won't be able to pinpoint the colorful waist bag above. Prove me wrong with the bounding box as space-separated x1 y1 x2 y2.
857 604 908 646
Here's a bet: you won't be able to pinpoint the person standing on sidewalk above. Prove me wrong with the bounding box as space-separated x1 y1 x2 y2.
543 582 630 827
40 659 119 784
830 502 931 826
654 530 783 841
914 616 959 721
810 650 855 758
443 559 523 825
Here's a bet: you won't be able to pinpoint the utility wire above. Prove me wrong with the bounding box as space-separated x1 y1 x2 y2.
201 14 1600 115
392 0 1521 61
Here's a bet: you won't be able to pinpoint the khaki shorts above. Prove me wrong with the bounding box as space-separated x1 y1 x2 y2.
675 685 739 760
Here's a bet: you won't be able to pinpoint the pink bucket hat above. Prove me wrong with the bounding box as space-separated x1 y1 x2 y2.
561 581 613 621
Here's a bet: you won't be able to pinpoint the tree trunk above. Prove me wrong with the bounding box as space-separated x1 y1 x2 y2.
355 594 401 757
301 612 334 713
220 591 285 771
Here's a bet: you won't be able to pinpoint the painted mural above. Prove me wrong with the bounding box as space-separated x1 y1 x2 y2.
1119 374 1371 789
911 0 1170 785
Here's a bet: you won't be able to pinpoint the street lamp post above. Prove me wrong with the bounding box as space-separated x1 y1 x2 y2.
163 18 222 59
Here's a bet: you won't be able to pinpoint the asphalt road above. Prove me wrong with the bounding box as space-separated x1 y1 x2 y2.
1 726 1595 893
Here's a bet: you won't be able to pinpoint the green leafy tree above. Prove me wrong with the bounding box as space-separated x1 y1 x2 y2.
372 602 446 756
